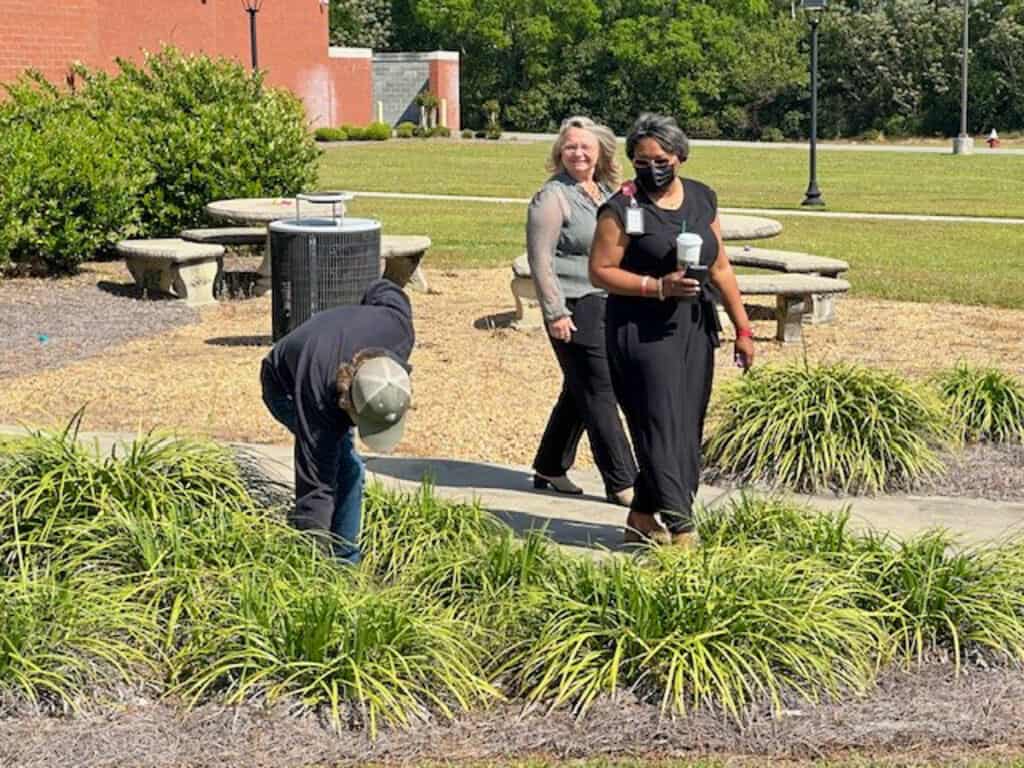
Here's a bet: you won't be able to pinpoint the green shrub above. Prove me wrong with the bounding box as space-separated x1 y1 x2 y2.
80 48 318 238
882 114 921 139
485 127 502 140
687 115 721 139
932 362 1024 443
704 362 950 493
461 129 474 139
861 128 883 142
760 126 785 142
314 126 348 142
429 125 451 138
0 48 319 273
0 103 146 274
364 121 392 140
396 121 416 138
719 105 751 139
781 109 805 139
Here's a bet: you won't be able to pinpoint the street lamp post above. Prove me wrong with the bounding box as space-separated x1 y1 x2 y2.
952 0 974 154
801 0 826 207
242 0 264 71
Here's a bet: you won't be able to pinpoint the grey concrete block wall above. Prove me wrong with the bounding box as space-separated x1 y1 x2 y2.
373 54 430 126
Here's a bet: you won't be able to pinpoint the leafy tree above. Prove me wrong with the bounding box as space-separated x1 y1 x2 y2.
329 0 393 49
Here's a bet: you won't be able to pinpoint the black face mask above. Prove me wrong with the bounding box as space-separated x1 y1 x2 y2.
635 163 675 193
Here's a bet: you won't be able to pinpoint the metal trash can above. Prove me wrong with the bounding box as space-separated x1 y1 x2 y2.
268 193 381 341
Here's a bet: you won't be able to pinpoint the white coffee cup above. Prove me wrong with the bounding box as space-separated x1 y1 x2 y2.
676 232 703 269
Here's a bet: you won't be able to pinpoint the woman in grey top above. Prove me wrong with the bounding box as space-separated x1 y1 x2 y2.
527 116 637 505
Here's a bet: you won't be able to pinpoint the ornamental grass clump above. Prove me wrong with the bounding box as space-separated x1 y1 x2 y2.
696 494 863 559
932 362 1024 443
504 546 886 719
867 531 1024 666
703 362 950 494
0 570 151 710
171 566 495 735
360 481 506 582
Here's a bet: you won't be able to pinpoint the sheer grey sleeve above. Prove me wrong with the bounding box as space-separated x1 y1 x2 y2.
526 186 569 323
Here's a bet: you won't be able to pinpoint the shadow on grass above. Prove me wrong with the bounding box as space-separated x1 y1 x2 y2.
97 280 178 301
473 311 517 330
489 507 628 552
205 335 273 347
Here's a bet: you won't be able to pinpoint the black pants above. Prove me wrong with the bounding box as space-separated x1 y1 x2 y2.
532 294 637 495
607 296 716 533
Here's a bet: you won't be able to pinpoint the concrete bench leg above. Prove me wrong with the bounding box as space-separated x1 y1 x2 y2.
172 258 221 306
510 276 544 330
383 253 424 289
809 293 837 324
776 294 809 343
254 233 273 297
126 255 221 307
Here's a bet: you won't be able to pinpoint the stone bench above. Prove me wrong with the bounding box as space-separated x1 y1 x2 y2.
180 226 268 247
117 239 224 307
510 253 544 330
734 273 851 343
727 246 849 323
381 235 431 293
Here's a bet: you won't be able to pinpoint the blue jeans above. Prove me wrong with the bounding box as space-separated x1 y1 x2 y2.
261 363 365 564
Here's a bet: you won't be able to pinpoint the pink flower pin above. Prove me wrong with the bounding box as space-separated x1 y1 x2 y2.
621 181 637 198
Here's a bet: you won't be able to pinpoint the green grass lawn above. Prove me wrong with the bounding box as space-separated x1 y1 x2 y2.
321 141 1024 218
346 197 1024 309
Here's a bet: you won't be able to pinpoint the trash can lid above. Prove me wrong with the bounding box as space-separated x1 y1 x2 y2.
268 217 381 234
297 191 354 204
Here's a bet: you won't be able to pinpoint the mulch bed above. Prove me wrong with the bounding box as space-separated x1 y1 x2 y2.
2 663 1024 767
0 263 198 380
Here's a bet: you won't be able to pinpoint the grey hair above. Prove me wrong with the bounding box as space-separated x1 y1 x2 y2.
625 113 690 162
547 115 622 188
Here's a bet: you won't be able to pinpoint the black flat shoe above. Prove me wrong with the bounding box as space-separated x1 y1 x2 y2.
606 487 634 508
533 473 584 495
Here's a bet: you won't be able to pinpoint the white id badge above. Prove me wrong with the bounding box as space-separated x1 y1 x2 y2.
625 207 645 235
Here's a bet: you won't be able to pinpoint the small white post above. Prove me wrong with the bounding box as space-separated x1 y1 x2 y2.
439 98 448 128
376 101 384 123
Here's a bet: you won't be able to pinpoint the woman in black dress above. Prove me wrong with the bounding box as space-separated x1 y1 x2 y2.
589 113 755 547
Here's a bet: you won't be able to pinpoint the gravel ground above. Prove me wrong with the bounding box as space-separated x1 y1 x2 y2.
2 663 1024 767
0 263 198 379
921 443 1024 502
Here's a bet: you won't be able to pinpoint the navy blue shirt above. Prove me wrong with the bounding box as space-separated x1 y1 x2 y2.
263 279 414 531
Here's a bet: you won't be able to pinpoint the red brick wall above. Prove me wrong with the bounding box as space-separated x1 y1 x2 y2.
0 1 453 131
0 0 341 125
327 51 374 127
0 0 100 86
429 57 461 133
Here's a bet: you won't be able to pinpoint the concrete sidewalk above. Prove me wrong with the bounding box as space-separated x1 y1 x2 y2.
4 426 1023 550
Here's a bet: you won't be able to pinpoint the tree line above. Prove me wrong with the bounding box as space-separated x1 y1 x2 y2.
330 0 1024 138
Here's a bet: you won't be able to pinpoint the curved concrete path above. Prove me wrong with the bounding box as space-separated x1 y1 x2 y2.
4 426 1022 551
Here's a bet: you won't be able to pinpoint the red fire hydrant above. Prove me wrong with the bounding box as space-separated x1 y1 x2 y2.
986 129 1001 149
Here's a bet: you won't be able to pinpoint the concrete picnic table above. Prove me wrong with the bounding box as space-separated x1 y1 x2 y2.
718 214 783 241
204 197 431 294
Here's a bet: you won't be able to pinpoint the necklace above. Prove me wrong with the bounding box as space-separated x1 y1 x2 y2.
580 179 602 204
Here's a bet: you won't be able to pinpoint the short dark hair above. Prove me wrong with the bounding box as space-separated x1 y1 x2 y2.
625 113 690 162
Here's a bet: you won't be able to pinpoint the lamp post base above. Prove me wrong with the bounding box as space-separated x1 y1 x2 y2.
801 188 826 207
952 136 974 155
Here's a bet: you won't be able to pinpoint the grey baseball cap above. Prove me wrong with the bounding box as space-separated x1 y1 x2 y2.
350 354 412 453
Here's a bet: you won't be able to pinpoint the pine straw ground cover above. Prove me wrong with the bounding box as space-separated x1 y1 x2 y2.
0 260 1022 486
